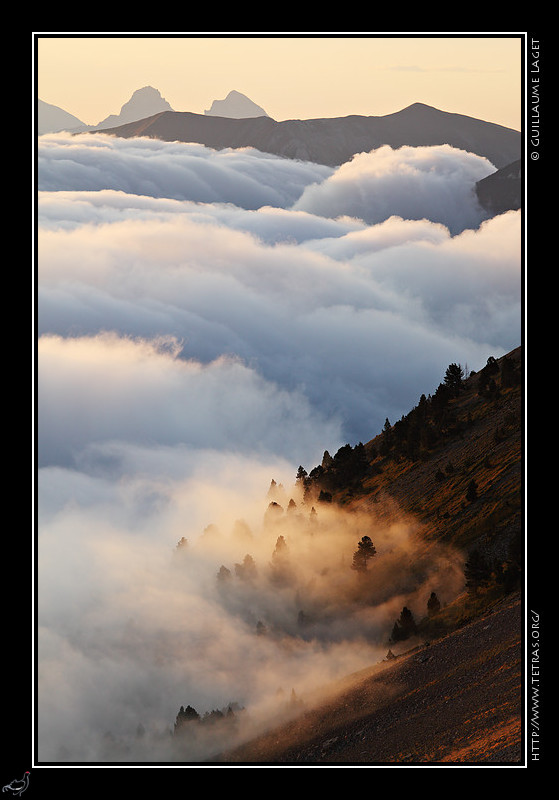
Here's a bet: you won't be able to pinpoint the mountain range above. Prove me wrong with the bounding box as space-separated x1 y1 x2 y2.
37 86 267 133
38 87 521 217
39 87 520 169
96 99 520 170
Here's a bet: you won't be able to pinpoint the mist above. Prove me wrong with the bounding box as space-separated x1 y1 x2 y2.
38 457 465 762
36 131 520 762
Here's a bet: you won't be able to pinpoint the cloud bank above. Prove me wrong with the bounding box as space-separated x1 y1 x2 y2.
36 132 521 762
38 190 520 451
37 132 333 209
293 143 494 234
38 332 341 469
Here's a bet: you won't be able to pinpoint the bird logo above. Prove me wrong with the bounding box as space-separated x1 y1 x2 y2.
2 773 30 796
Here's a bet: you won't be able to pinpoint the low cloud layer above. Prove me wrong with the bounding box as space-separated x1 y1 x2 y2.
36 132 521 763
38 332 341 469
38 132 333 209
293 143 494 234
38 189 520 454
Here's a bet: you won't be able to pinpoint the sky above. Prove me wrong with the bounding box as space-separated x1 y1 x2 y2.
35 33 523 130
34 32 524 765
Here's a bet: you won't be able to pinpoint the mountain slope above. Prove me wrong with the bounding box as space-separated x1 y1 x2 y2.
221 592 521 764
218 347 524 764
476 159 522 215
38 86 175 134
311 347 522 565
38 99 86 134
95 102 521 168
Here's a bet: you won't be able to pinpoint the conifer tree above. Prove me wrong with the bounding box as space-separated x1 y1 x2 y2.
427 591 441 617
174 704 200 735
235 554 257 581
444 363 464 396
216 565 232 582
390 606 418 642
351 535 377 572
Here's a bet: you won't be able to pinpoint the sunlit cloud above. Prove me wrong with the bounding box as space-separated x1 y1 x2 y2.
38 450 465 761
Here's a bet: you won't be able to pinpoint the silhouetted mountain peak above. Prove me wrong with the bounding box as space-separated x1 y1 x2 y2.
38 99 86 135
204 90 270 119
399 101 438 113
95 86 173 129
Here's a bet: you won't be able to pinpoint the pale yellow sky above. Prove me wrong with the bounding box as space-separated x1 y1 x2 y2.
35 34 524 130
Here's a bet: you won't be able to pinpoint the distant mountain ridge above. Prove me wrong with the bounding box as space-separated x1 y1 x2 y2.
38 87 268 134
39 88 521 173
38 90 523 216
94 86 173 129
38 86 174 134
205 90 269 118
96 101 521 169
38 99 86 135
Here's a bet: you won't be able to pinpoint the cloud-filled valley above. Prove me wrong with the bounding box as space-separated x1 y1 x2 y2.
37 131 521 762
38 132 334 209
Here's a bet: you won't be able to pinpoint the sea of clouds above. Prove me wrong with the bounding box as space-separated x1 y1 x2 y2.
36 132 521 762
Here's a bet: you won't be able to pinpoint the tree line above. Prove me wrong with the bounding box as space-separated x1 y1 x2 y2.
298 354 521 503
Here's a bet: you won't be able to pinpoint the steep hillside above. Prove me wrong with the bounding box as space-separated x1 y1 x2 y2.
476 159 522 216
216 347 524 765
221 592 522 764
94 103 521 168
307 347 522 566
